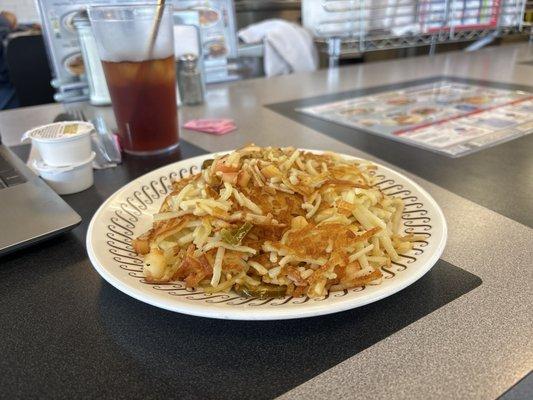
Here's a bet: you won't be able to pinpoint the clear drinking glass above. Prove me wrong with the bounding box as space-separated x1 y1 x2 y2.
88 4 178 155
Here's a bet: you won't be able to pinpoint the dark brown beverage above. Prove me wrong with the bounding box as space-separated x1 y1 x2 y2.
102 55 178 154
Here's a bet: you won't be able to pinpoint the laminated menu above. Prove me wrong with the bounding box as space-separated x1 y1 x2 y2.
298 81 533 157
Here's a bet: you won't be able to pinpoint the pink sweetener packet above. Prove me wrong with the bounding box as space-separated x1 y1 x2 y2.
183 118 236 135
212 124 237 134
184 119 234 129
185 124 236 135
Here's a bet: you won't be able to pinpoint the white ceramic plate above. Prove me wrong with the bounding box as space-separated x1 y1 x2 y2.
87 150 447 320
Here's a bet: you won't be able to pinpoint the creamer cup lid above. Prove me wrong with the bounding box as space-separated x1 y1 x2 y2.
23 121 94 143
33 152 95 174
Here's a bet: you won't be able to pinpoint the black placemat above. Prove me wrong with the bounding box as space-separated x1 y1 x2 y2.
2 140 482 399
267 76 533 228
1 254 480 399
499 371 533 400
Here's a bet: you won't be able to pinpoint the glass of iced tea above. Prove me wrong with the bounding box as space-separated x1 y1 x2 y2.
88 4 178 155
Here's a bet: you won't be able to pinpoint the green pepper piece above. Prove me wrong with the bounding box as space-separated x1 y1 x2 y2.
220 229 236 245
220 222 253 245
201 159 214 170
235 283 287 299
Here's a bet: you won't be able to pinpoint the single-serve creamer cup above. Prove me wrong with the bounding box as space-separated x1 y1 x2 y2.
23 121 93 167
33 152 96 195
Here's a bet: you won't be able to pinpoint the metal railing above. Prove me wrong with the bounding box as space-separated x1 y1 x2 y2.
302 0 531 66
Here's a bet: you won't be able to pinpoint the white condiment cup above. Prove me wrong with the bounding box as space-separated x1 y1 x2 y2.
33 152 96 195
24 121 94 167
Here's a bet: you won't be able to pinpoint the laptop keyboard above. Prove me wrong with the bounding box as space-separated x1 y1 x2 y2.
0 153 26 189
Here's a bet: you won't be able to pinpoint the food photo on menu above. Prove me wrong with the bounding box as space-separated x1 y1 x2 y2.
0 1 531 399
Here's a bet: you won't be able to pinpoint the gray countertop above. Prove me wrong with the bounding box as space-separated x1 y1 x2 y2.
1 42 532 399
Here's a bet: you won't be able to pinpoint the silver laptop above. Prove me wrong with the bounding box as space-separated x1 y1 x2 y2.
0 134 81 256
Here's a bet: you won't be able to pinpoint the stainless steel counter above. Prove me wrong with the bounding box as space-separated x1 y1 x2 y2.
1 42 532 399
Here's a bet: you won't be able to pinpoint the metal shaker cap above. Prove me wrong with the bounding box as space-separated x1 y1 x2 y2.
72 9 90 28
178 53 199 70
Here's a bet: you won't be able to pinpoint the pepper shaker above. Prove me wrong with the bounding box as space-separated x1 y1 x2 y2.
177 54 205 106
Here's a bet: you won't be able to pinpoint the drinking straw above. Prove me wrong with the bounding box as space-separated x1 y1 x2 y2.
148 0 165 58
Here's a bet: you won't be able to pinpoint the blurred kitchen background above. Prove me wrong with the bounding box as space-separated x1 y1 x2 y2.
0 0 532 109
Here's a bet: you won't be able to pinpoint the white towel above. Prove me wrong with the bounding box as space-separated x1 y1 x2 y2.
238 19 318 77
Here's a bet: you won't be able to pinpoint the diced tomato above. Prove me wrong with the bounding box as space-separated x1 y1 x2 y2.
221 172 238 184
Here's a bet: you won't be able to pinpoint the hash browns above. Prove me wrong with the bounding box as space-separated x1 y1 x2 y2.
133 145 415 298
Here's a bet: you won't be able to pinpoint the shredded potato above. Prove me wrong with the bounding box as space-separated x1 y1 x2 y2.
134 145 414 298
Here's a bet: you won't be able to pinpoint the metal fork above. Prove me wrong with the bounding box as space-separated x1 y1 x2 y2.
53 108 87 123
68 108 87 122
